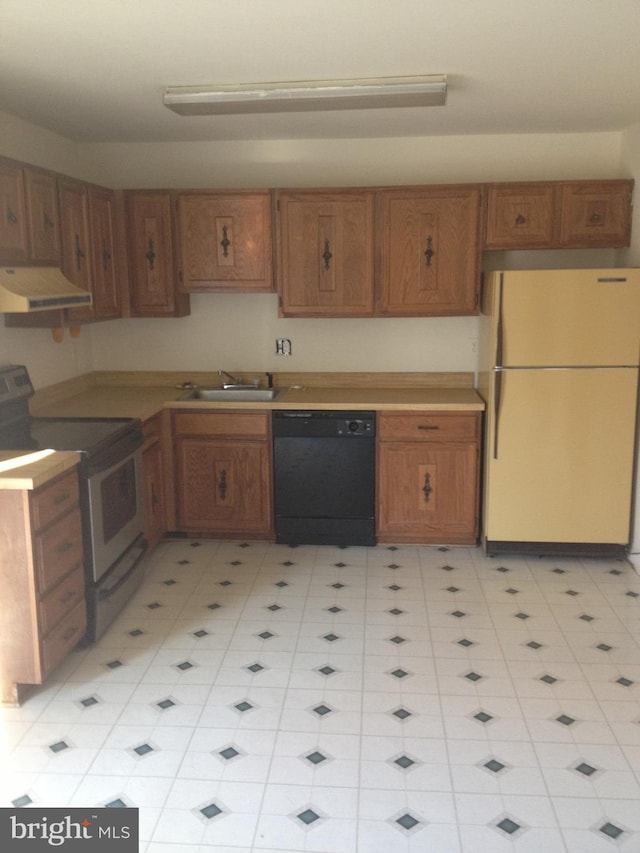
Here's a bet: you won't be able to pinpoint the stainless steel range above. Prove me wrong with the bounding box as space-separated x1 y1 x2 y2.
0 365 147 641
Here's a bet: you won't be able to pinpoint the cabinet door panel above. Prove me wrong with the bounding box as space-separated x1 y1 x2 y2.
24 169 61 263
176 438 271 533
277 191 375 316
58 179 93 323
484 183 555 249
378 186 480 316
559 181 632 247
89 187 121 319
0 160 28 262
126 191 189 317
378 441 478 543
178 192 272 291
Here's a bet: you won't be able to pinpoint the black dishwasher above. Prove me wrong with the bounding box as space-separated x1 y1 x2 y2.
273 410 376 546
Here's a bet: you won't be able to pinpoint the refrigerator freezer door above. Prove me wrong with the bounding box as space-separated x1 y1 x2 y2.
484 367 638 544
488 269 640 367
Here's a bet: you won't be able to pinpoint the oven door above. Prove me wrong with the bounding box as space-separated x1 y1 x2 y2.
84 447 145 583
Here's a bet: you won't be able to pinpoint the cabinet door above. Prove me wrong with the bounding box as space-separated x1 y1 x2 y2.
377 441 479 544
24 168 61 263
378 186 480 316
277 190 375 316
0 160 28 263
176 438 271 534
484 183 555 249
558 180 632 247
177 192 273 292
58 179 93 323
126 191 189 317
143 439 165 551
89 187 121 320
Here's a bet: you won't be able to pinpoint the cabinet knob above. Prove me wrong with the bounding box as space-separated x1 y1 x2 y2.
145 238 156 271
218 469 227 501
515 213 527 225
424 236 434 266
322 238 333 271
7 206 18 225
220 224 231 258
422 472 432 503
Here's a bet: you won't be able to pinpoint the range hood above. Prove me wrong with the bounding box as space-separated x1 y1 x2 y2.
0 267 92 312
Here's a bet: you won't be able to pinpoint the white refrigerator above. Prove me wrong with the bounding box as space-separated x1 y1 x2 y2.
478 269 640 557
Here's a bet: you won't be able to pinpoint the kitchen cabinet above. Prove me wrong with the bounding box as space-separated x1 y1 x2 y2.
0 158 28 263
125 191 190 317
0 467 86 705
173 410 272 537
377 411 481 544
142 413 167 551
177 191 273 292
88 186 121 320
484 179 633 249
24 167 61 264
558 181 632 247
377 185 481 316
276 190 375 316
58 178 93 324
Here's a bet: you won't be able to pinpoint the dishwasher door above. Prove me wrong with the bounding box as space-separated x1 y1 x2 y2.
273 411 376 546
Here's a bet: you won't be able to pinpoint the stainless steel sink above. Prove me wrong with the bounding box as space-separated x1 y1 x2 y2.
181 388 280 402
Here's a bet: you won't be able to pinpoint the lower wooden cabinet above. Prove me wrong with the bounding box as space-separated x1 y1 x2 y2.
377 412 481 544
142 414 167 551
173 410 273 537
0 467 86 705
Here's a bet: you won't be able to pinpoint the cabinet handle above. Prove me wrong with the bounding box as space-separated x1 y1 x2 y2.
424 236 434 266
145 238 156 270
43 212 54 230
62 625 79 641
322 238 333 271
102 243 111 271
220 224 231 258
590 211 603 224
57 540 75 554
422 472 432 503
75 233 85 270
59 589 77 605
515 213 527 225
218 469 227 501
151 482 158 510
53 491 71 505
418 425 439 431
7 206 18 225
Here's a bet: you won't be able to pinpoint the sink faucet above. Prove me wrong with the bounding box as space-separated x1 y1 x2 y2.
218 369 241 388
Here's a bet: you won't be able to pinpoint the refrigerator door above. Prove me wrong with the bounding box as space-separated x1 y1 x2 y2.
489 269 640 367
484 366 638 545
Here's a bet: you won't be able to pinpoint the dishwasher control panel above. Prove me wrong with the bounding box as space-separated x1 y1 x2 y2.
273 411 375 438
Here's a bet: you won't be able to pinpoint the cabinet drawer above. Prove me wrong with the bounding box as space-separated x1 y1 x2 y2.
173 411 270 439
34 508 83 594
39 564 85 636
378 412 480 442
30 470 79 531
40 599 86 677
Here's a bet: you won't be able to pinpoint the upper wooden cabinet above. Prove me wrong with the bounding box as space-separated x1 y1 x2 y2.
377 185 481 316
24 168 61 264
176 191 273 292
58 179 93 324
0 159 29 263
558 181 632 247
484 179 633 249
88 187 120 320
276 190 375 316
125 191 190 317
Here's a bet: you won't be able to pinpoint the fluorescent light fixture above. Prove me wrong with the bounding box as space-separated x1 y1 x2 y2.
163 74 447 116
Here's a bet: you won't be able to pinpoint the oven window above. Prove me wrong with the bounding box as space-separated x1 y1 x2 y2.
101 457 138 543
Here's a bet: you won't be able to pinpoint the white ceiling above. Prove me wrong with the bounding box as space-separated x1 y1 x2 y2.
1 0 639 144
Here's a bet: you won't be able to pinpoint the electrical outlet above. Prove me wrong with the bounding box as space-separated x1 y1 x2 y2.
276 338 292 356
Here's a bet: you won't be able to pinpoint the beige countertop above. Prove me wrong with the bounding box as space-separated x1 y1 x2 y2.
0 450 80 490
5 372 482 490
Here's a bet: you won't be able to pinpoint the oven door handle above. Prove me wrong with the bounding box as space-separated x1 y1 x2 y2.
97 539 147 600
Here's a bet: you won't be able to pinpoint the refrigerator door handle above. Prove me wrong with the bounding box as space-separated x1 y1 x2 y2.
493 368 502 459
495 272 504 369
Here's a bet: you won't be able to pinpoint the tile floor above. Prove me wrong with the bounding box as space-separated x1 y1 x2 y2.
3 538 640 852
